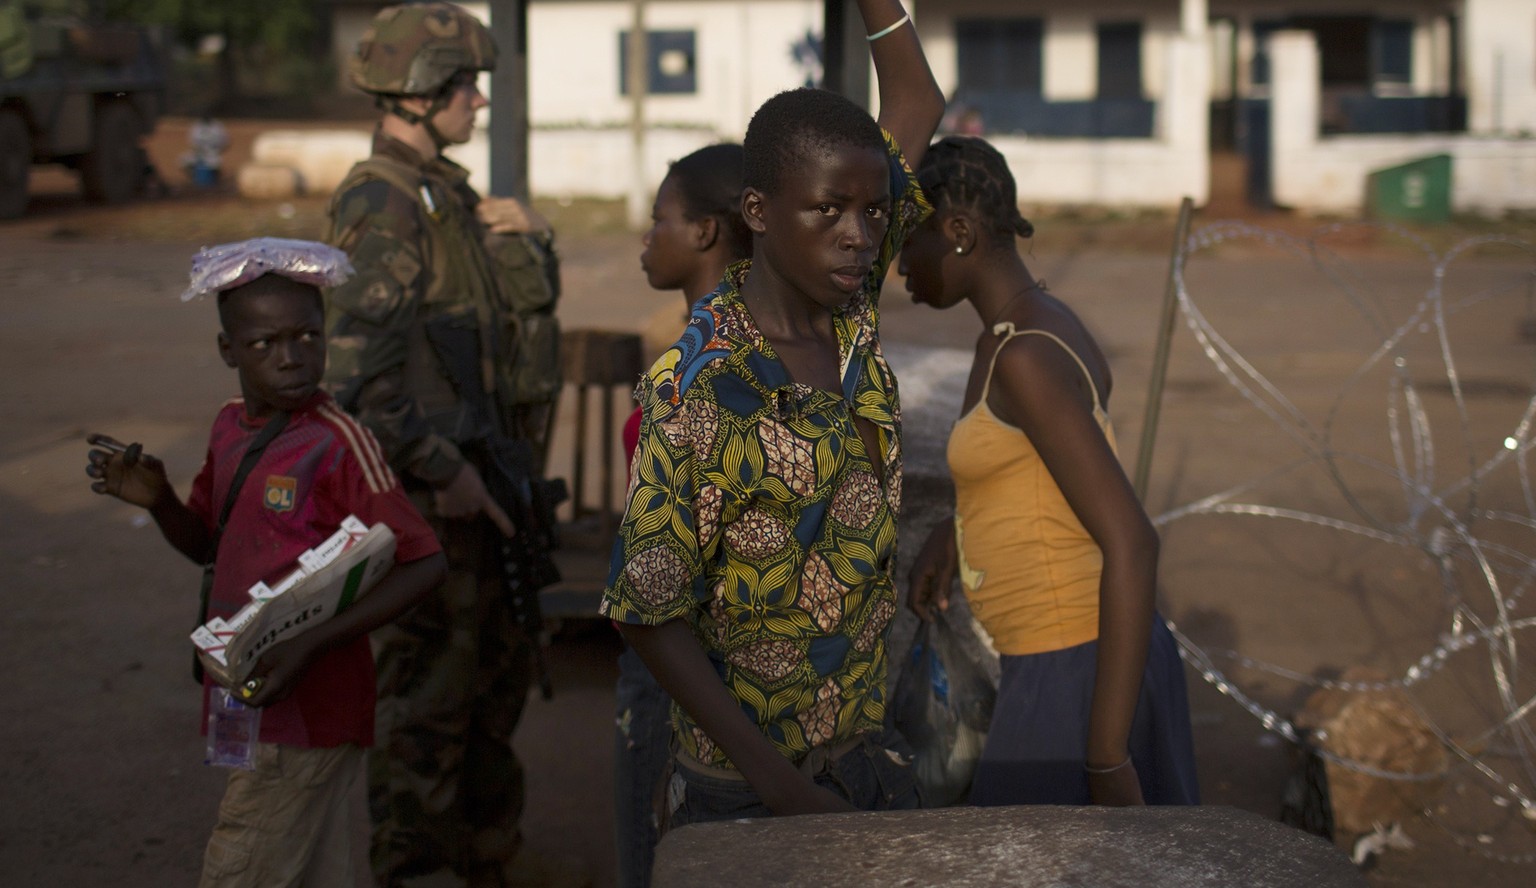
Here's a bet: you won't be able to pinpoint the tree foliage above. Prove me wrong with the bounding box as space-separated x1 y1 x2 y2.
103 0 322 55
104 0 331 104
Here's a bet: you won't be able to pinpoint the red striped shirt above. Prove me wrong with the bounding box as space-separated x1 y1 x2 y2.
187 392 440 748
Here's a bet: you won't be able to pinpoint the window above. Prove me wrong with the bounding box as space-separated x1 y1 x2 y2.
952 16 1150 137
956 18 1042 95
1097 22 1143 100
1251 19 1284 87
618 30 697 95
1255 16 1407 89
1290 16 1373 86
1372 19 1413 85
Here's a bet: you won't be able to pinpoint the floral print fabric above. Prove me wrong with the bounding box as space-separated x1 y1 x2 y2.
601 130 930 767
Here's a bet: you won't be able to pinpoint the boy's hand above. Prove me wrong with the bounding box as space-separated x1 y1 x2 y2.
236 635 320 709
765 778 857 817
476 195 550 236
86 433 171 509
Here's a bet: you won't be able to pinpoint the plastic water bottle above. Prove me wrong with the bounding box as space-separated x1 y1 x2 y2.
205 687 261 770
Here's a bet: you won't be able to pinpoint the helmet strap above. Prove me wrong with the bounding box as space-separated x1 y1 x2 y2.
379 92 455 151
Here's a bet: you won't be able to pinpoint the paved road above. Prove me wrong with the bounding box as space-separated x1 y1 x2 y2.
2 188 1534 886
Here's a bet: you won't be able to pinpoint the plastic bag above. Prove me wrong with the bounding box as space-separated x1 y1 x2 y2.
181 237 354 302
205 686 260 771
892 610 997 806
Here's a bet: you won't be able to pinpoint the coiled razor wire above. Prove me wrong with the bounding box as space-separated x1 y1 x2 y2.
1156 221 1536 862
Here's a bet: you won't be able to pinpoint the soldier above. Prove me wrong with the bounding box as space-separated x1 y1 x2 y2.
322 4 574 887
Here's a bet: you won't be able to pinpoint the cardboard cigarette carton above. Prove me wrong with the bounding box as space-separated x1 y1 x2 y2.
192 516 397 686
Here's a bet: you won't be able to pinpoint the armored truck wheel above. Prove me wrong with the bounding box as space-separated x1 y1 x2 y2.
0 109 30 219
80 100 142 204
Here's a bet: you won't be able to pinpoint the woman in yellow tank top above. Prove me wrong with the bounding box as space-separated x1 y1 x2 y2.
899 137 1198 807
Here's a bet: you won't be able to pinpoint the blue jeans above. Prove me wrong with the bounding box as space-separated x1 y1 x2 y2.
665 730 922 829
613 644 672 888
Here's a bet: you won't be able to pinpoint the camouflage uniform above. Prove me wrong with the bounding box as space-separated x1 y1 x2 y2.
322 5 560 885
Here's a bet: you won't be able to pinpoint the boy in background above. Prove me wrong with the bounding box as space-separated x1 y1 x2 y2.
85 238 446 887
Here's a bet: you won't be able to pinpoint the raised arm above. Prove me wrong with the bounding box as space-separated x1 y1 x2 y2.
859 0 944 170
991 339 1158 806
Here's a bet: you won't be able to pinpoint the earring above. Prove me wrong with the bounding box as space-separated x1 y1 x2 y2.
954 245 964 254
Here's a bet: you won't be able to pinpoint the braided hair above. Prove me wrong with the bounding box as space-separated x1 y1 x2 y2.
916 136 1034 247
667 144 751 261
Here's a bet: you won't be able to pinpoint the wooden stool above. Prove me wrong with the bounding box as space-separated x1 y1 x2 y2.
561 329 644 546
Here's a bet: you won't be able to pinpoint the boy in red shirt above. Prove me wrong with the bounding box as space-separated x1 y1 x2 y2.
85 238 446 887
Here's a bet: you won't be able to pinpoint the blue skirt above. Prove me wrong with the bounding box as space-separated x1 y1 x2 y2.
969 615 1201 806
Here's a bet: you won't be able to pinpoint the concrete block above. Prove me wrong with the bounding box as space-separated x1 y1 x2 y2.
654 805 1365 887
249 129 372 196
235 163 303 201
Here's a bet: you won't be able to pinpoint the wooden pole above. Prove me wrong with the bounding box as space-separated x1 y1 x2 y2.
626 0 649 229
1133 196 1194 501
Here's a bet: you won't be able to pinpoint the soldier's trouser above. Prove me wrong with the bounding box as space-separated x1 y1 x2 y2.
369 516 533 885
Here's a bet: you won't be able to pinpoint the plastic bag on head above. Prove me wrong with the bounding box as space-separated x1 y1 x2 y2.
182 237 355 302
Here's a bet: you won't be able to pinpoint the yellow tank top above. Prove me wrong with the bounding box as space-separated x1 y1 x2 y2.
948 324 1118 656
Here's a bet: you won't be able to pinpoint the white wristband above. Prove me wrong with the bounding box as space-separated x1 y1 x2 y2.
866 13 910 42
1084 755 1133 775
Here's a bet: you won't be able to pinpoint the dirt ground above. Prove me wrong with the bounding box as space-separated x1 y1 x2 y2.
2 121 1534 887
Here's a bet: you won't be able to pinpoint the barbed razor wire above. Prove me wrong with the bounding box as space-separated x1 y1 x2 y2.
1155 220 1536 861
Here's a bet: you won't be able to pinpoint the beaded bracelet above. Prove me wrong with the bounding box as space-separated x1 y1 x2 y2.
866 13 910 42
1084 756 1133 775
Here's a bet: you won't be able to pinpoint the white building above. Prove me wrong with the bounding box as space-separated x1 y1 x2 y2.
325 0 1536 215
1207 0 1536 214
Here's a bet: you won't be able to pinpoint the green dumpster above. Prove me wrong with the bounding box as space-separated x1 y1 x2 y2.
1366 154 1452 224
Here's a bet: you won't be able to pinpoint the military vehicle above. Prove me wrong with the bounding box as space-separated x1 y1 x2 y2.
0 1 165 218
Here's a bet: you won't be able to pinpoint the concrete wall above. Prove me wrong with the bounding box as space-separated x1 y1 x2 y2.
528 0 820 136
917 1 1206 209
1044 14 1096 101
921 1 1188 101
245 129 373 196
1463 0 1536 133
308 0 830 200
1270 30 1536 215
520 0 822 200
525 127 720 199
524 0 1209 207
987 32 1210 208
328 0 1209 208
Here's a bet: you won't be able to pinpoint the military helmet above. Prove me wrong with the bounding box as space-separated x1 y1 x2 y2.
350 2 497 97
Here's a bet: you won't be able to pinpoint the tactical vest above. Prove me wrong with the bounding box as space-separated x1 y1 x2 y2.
329 153 561 440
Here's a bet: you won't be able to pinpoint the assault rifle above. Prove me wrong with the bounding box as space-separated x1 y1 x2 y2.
481 435 566 699
424 317 567 699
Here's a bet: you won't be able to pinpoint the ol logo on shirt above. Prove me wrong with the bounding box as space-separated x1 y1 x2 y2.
264 475 297 512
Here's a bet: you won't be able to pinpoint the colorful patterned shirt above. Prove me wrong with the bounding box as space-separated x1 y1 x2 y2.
601 130 930 767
